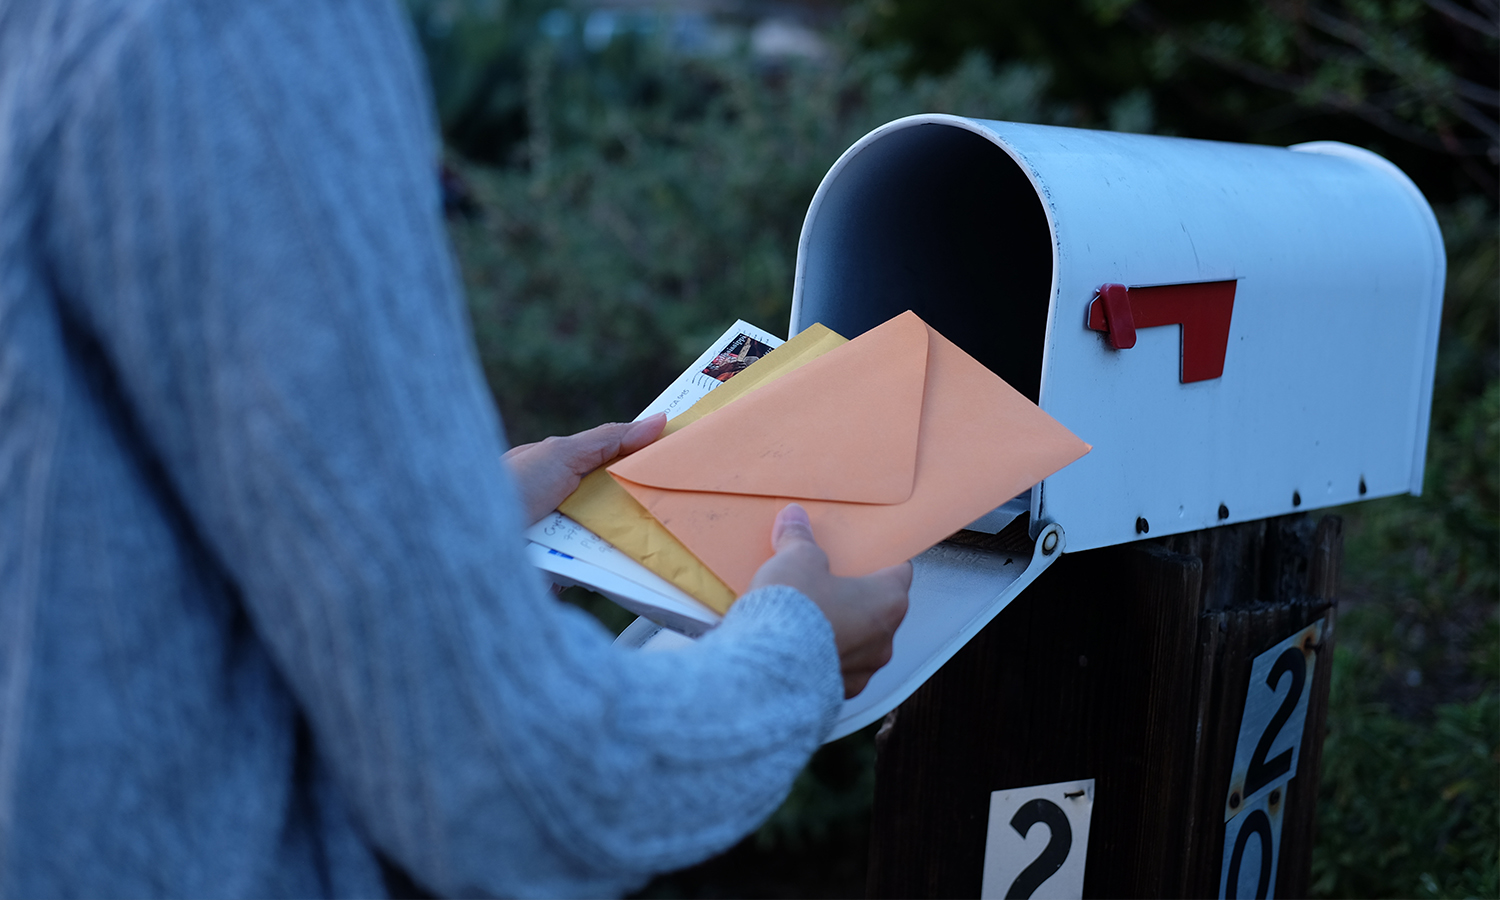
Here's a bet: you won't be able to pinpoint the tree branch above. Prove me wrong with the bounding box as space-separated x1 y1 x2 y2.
1423 0 1500 38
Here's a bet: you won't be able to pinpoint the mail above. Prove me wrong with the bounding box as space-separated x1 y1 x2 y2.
608 310 1092 595
555 323 850 612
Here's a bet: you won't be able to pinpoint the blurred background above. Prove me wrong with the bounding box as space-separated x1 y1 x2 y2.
409 0 1497 895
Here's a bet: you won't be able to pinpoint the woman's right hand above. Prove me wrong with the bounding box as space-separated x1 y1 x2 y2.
749 504 911 699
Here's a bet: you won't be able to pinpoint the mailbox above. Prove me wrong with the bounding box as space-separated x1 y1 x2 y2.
781 115 1445 739
791 113 1445 545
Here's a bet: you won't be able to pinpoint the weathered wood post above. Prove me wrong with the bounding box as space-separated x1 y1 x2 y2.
867 514 1341 898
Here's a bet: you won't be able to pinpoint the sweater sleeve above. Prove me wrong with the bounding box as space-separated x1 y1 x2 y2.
42 2 844 897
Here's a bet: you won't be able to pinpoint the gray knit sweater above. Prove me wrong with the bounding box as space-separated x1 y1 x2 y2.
0 1 843 897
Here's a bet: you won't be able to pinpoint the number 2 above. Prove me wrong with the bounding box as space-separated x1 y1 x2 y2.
1006 799 1072 899
1243 647 1305 797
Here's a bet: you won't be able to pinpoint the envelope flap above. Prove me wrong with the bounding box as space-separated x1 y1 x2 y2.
609 312 929 504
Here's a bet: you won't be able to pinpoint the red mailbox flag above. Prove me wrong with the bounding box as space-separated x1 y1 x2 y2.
1087 281 1237 383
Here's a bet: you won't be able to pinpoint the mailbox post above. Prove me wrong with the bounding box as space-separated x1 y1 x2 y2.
782 115 1443 898
866 513 1341 897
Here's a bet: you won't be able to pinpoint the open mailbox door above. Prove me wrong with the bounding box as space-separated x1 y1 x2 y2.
629 116 1445 741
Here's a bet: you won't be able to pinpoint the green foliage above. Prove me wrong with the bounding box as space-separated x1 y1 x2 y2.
857 0 1498 202
1313 648 1499 898
752 726 878 852
409 0 551 164
1143 0 1498 195
445 35 1055 444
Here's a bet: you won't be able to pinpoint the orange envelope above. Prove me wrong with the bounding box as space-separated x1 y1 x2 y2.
607 310 1092 594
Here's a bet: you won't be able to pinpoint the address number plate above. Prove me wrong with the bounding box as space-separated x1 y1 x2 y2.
980 779 1094 900
1224 621 1323 821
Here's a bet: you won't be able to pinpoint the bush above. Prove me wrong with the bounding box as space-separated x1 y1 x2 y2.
1314 650 1499 898
440 26 1056 444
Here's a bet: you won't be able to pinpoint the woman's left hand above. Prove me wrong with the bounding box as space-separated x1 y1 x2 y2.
502 413 668 526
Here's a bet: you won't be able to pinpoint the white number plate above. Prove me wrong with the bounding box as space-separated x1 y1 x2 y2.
1224 621 1322 821
980 779 1094 900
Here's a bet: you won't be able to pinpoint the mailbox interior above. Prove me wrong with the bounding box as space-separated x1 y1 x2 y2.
792 123 1052 404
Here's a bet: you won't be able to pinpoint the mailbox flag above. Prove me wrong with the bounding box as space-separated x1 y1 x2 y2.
1087 281 1238 383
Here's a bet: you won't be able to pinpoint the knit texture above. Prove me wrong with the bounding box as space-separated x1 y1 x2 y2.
0 1 844 896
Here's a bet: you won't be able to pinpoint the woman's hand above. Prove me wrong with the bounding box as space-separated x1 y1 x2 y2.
750 504 911 699
502 413 668 526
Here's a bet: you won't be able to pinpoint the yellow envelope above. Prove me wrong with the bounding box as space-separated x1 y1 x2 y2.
608 310 1092 595
557 323 849 612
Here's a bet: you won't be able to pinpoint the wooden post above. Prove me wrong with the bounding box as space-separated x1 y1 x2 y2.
867 513 1341 899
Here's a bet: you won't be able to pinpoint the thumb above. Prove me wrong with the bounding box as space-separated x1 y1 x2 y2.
619 412 668 456
771 503 816 550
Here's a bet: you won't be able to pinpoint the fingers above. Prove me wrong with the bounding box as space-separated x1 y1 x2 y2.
558 423 632 474
771 503 815 549
566 412 668 473
747 510 911 699
875 564 911 631
516 412 667 482
872 560 915 593
501 440 538 461
501 414 669 526
619 413 667 456
840 635 896 675
837 563 910 698
843 672 874 699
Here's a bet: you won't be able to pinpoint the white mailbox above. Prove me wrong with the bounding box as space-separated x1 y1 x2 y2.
785 115 1444 739
791 114 1445 548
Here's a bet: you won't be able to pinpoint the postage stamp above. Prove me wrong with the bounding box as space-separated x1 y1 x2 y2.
701 333 773 383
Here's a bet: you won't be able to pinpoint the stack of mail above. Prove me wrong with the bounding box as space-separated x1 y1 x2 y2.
551 310 1090 615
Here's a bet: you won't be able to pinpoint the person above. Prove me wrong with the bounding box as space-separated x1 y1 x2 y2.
0 1 910 898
